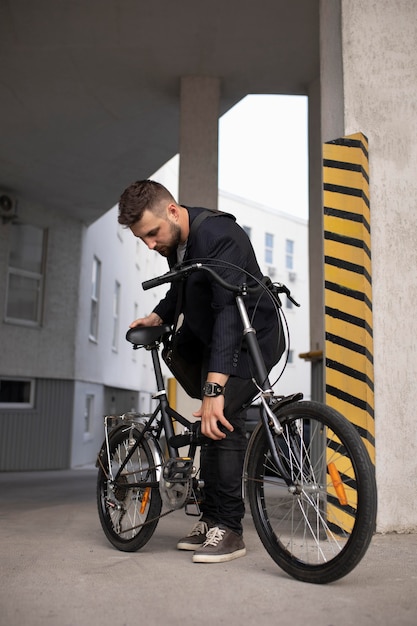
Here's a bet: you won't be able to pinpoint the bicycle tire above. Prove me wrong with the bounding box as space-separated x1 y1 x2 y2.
97 425 162 552
246 400 377 584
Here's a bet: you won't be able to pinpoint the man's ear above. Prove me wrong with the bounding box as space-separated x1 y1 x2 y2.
167 203 180 221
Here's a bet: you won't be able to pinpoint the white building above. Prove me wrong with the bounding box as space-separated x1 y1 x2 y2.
218 191 310 402
70 206 169 467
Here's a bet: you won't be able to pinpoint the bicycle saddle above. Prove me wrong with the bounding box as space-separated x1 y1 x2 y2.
126 324 171 347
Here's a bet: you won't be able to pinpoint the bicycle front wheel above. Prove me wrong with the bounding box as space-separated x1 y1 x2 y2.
97 425 162 552
246 400 377 584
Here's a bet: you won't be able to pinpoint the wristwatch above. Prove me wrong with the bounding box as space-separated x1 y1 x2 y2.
202 382 225 397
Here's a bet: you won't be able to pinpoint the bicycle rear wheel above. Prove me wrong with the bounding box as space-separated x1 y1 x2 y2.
246 400 377 584
97 425 162 552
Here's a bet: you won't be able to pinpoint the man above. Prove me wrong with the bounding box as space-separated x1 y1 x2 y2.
118 179 284 563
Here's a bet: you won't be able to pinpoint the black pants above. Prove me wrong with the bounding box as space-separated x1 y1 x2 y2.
199 376 258 535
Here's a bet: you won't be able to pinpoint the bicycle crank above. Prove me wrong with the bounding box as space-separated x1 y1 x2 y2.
159 457 194 509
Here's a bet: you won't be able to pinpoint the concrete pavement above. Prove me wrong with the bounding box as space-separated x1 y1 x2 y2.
0 468 416 626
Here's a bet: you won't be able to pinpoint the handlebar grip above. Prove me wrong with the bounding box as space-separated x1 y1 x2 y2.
142 271 176 290
141 263 202 291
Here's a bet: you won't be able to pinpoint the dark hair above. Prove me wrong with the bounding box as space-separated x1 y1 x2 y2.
118 179 175 226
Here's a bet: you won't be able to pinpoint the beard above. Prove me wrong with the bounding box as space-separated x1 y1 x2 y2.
155 221 182 257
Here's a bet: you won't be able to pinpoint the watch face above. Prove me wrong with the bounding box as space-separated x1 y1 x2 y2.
203 382 224 396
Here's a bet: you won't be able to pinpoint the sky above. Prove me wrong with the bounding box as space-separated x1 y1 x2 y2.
153 94 309 220
218 94 309 219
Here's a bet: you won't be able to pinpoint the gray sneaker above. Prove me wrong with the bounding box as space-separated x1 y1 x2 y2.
192 526 246 563
177 519 212 551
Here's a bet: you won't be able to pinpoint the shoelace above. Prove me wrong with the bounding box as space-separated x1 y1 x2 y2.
202 527 225 546
189 521 208 537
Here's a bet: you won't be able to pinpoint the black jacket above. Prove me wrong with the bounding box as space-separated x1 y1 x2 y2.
153 207 284 379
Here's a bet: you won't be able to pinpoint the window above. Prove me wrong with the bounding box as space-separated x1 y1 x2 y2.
84 394 94 438
89 257 101 341
285 239 294 270
287 350 294 365
265 233 274 265
0 378 35 409
112 281 121 350
5 223 46 326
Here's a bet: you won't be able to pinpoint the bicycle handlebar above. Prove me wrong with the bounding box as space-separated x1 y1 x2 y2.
141 262 300 306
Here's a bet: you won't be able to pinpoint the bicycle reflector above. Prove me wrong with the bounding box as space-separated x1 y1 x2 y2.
328 462 348 506
140 487 151 514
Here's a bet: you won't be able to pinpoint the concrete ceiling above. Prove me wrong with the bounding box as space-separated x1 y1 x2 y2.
0 1 319 224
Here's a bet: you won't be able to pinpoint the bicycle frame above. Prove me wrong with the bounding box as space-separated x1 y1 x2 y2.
99 278 298 491
98 261 302 501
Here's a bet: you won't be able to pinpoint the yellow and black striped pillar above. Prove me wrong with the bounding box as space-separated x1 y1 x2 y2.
323 132 375 465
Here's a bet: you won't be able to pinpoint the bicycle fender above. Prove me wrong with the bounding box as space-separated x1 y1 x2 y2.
242 393 304 487
96 422 164 482
270 392 304 413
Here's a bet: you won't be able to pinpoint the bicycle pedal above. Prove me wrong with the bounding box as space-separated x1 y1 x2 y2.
162 457 194 482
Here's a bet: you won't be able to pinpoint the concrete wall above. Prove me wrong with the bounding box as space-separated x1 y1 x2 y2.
0 200 82 379
339 0 417 531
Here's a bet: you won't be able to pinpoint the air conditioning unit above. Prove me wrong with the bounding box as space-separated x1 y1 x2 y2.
267 266 276 278
288 271 297 282
0 192 17 221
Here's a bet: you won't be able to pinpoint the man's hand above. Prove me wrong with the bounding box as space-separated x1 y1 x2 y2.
193 395 233 441
129 312 163 328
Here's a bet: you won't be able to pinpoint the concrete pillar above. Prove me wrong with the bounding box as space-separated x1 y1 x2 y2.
307 1 344 400
179 76 220 208
319 0 344 142
307 76 325 401
340 0 417 533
